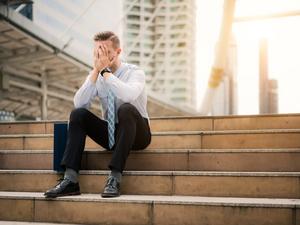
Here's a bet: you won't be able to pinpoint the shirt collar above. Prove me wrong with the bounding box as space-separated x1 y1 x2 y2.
113 62 126 78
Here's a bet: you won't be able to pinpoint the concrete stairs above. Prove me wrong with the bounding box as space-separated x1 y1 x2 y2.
0 114 300 225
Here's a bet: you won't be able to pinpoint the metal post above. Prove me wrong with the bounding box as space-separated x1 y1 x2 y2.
268 79 278 113
259 38 269 114
41 70 47 120
199 0 236 115
227 35 238 115
0 69 9 90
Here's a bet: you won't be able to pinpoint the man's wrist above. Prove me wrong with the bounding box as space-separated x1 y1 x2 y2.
100 67 112 76
90 69 100 84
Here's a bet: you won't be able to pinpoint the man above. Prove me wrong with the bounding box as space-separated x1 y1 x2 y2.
44 31 151 198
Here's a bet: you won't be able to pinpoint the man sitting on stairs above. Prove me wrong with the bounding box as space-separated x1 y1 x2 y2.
44 31 152 198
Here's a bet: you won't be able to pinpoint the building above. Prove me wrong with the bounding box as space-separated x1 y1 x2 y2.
123 0 197 109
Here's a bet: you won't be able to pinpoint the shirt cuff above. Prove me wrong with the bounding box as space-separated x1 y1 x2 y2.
87 73 97 87
105 73 117 85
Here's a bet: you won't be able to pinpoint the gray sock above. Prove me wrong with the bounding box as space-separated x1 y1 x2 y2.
64 168 79 183
109 170 122 183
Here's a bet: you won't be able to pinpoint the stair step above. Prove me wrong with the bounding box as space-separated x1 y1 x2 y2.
1 129 300 150
0 170 299 198
1 114 300 134
1 149 300 172
0 191 299 225
0 221 77 225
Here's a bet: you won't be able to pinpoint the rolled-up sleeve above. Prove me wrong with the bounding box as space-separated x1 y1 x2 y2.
105 69 145 102
73 73 97 109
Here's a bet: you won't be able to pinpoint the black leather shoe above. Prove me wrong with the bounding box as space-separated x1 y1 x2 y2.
101 176 120 198
44 178 80 198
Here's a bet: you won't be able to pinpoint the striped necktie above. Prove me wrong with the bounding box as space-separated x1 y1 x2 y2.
107 88 115 149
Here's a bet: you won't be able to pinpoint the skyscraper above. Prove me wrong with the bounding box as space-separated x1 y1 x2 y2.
123 0 197 108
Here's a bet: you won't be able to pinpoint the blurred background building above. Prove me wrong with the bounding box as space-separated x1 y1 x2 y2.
123 0 196 107
0 0 194 121
0 0 300 121
33 0 197 108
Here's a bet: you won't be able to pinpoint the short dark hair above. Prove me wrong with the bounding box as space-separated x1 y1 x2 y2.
93 31 120 49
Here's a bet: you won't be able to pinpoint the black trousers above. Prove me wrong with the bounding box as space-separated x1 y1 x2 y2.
60 103 151 173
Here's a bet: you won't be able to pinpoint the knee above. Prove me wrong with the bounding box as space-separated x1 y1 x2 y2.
117 103 136 121
69 107 89 123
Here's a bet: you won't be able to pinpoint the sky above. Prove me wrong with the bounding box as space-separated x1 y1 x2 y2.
196 0 300 114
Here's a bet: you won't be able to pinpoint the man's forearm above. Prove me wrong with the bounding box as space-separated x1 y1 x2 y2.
74 71 97 108
105 70 145 102
90 69 99 84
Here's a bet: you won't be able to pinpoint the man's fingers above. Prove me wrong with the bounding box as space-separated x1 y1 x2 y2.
98 47 104 57
99 44 105 56
109 56 115 65
110 55 116 64
99 43 104 52
99 44 107 57
102 44 108 56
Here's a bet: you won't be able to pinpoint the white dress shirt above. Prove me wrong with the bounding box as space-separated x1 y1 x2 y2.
73 62 149 123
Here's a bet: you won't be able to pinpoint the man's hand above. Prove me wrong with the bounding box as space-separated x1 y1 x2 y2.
93 44 116 74
90 43 118 83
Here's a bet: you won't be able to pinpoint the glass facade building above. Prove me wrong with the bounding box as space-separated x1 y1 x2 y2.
123 0 197 108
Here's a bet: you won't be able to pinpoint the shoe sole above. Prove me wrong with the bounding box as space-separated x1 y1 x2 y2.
44 191 81 198
101 193 120 198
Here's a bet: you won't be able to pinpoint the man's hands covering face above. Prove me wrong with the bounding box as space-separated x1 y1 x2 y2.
93 43 116 73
